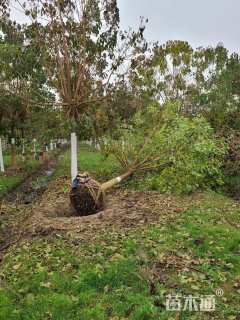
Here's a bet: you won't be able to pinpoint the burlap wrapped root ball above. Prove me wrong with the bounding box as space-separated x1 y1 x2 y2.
70 170 133 216
70 178 105 216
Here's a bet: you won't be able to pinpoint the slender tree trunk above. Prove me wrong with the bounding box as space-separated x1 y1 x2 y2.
92 120 103 150
10 125 17 169
11 143 17 169
100 161 172 193
101 169 134 192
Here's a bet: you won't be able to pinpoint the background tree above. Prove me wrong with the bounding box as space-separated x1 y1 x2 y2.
0 18 55 166
8 0 148 120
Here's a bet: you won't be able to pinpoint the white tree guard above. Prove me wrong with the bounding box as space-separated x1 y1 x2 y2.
0 138 5 173
33 139 37 159
71 132 78 181
22 141 25 155
50 140 54 151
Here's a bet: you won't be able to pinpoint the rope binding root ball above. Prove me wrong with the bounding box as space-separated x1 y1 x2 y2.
69 172 105 216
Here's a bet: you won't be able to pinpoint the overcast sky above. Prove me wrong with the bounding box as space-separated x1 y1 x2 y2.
118 0 240 53
10 0 240 54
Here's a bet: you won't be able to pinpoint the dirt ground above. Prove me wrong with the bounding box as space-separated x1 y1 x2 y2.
0 175 209 257
23 177 197 241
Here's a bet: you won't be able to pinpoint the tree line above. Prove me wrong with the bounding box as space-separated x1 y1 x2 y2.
0 0 240 192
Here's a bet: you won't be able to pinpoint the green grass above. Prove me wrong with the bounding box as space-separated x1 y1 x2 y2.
55 144 120 180
1 146 240 319
0 175 22 195
0 155 42 196
223 175 240 198
3 154 11 167
0 191 240 319
3 154 37 168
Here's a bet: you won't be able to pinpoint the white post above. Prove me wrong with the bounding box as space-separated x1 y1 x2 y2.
71 132 78 181
22 139 25 161
33 138 37 159
22 141 25 155
0 138 5 173
50 140 54 151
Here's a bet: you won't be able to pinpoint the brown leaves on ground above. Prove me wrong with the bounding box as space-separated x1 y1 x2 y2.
138 251 211 299
24 177 191 241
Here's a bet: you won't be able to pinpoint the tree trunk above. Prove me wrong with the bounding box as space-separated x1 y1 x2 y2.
11 143 17 169
101 169 134 192
10 126 17 169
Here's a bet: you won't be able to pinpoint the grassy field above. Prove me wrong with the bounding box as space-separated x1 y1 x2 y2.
0 154 41 196
0 146 240 319
0 148 64 197
54 144 121 180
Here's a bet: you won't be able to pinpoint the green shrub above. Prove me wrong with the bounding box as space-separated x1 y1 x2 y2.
106 103 227 194
145 115 227 193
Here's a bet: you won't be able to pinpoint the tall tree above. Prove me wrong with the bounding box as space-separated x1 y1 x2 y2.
1 0 148 120
0 18 52 167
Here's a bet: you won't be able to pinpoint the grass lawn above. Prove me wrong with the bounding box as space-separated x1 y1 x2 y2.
0 175 23 196
54 144 121 181
3 154 11 167
0 153 50 197
0 146 240 319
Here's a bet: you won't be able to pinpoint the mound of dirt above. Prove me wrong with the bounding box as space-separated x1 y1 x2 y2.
24 177 193 241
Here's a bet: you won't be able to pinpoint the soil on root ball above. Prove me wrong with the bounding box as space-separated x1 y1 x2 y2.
69 182 105 216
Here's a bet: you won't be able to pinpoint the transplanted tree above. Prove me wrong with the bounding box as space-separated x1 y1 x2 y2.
69 101 226 215
0 0 155 214
103 102 227 194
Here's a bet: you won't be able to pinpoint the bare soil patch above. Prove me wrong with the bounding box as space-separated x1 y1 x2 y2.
24 177 197 241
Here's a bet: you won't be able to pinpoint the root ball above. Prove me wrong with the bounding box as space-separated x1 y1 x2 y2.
69 178 104 216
